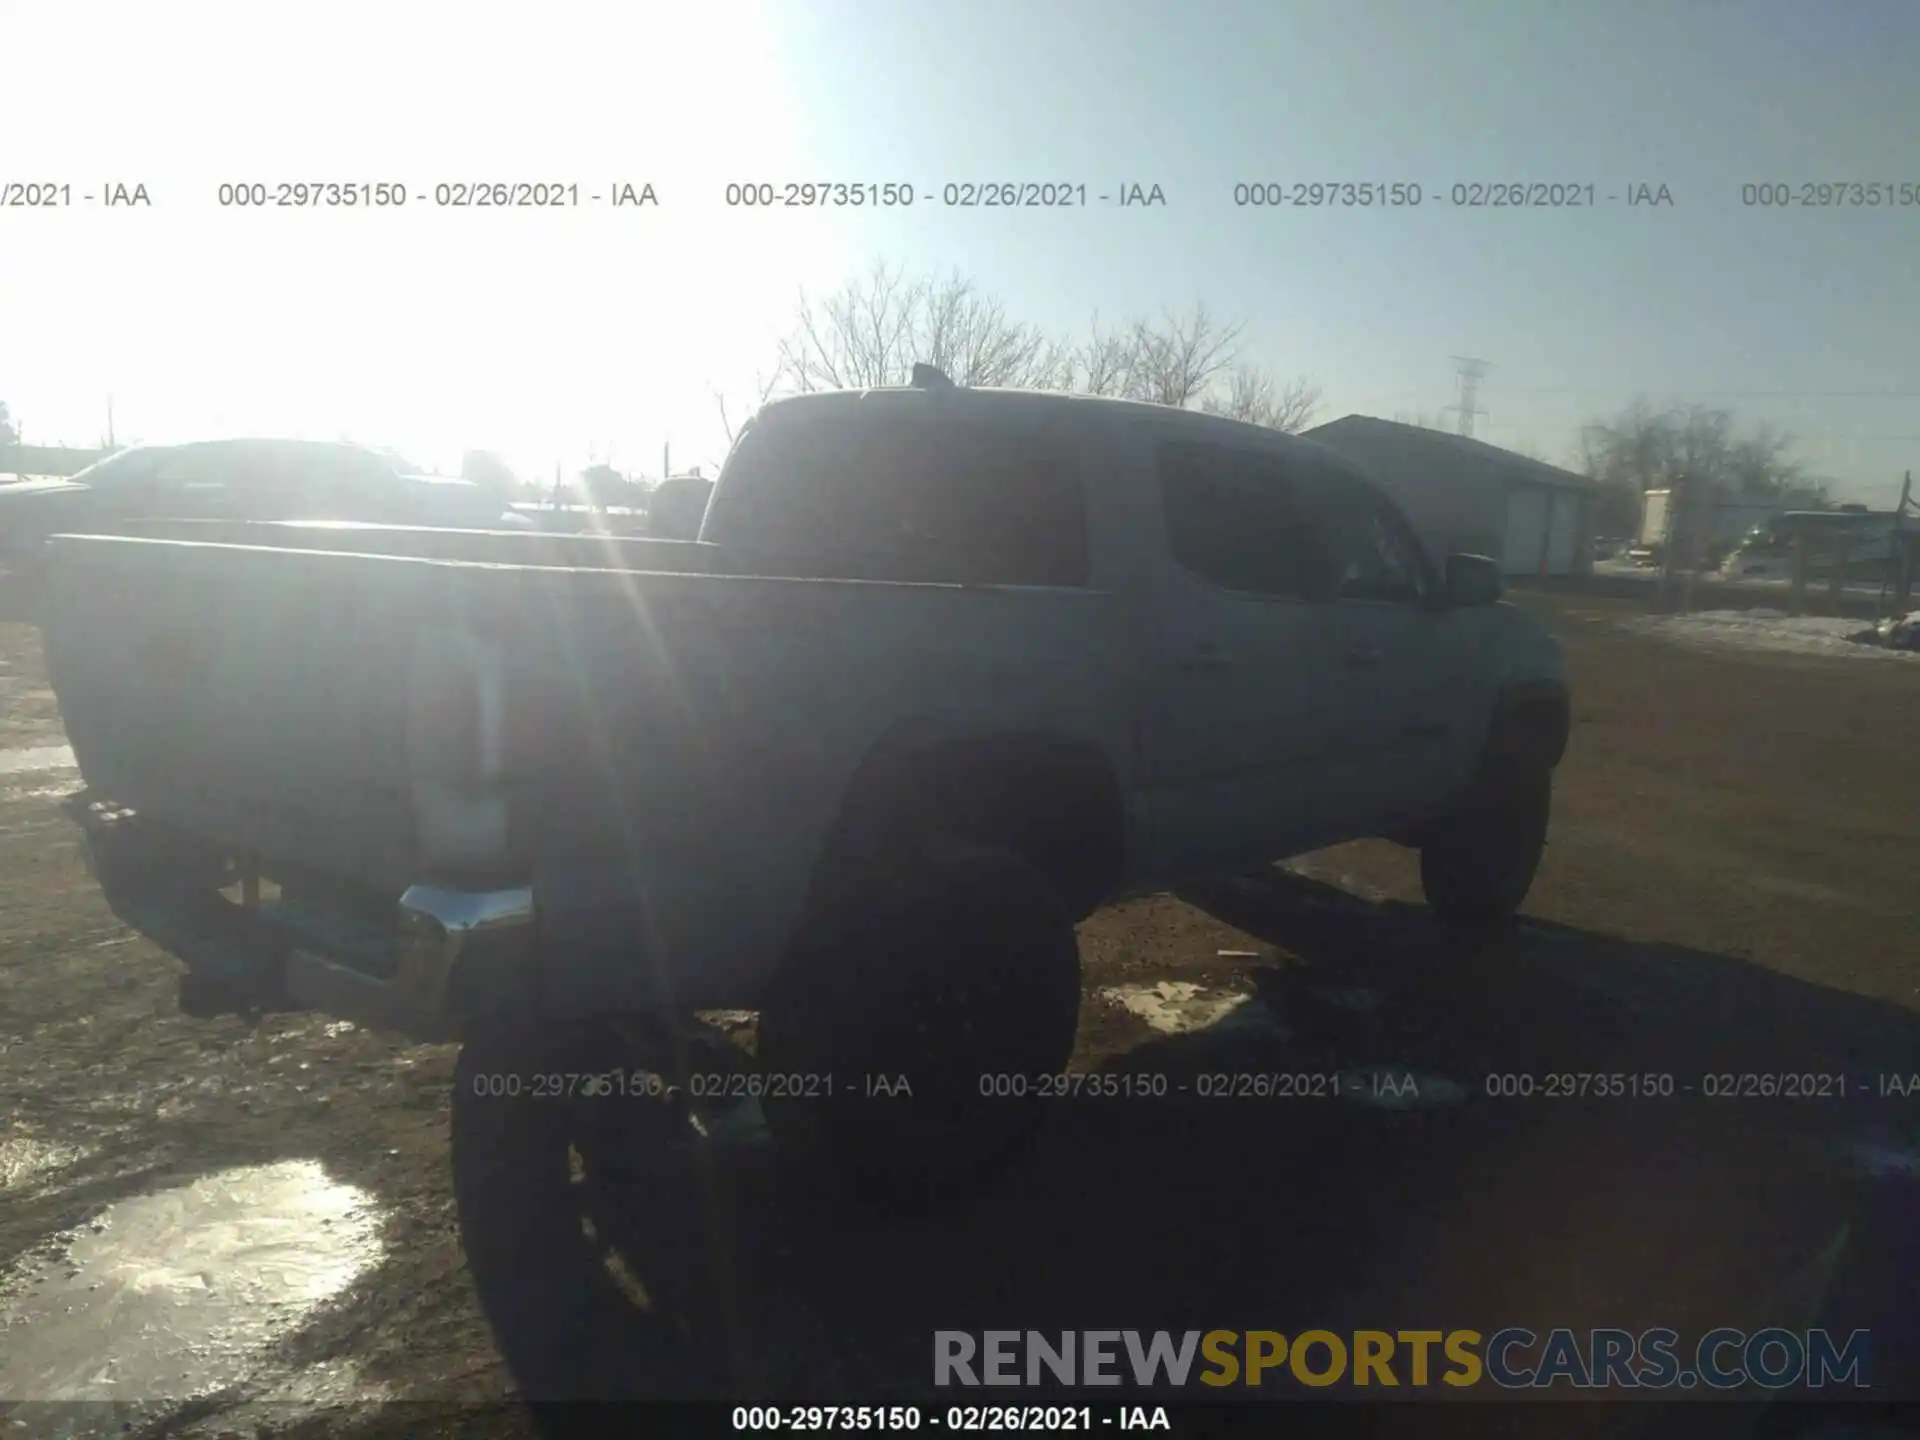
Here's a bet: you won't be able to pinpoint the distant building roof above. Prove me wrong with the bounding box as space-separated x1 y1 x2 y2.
1304 414 1598 492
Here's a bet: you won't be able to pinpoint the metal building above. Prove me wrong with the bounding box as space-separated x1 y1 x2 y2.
1303 415 1598 576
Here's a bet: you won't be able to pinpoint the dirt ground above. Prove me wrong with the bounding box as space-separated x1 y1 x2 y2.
2 593 1917 1438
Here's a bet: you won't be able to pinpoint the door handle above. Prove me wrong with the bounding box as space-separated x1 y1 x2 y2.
1343 643 1383 669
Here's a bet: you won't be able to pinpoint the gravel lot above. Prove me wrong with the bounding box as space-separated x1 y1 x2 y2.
2 591 1917 1438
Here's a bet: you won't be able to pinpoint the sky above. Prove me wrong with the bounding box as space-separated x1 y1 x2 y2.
2 0 1917 502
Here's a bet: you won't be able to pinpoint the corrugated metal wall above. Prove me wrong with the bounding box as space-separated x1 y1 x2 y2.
1306 421 1594 576
1305 424 1507 564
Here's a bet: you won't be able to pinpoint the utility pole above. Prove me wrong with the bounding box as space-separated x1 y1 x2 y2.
663 441 671 481
1893 470 1915 613
1447 357 1489 438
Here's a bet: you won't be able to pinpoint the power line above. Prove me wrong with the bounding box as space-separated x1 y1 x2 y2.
1357 387 1920 404
1496 388 1920 400
1475 424 1920 443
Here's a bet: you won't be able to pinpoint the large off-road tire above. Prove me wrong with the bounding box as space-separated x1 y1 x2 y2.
1419 761 1552 926
450 1010 766 1414
758 839 1082 1211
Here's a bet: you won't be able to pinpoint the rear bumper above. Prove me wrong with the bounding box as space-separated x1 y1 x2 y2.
73 798 536 1042
285 884 536 1041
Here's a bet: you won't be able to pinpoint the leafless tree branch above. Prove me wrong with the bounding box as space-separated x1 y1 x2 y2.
1124 302 1244 407
1203 367 1322 433
714 370 781 446
763 271 1327 444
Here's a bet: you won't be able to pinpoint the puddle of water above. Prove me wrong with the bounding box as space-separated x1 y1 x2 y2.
1098 981 1284 1038
0 1159 384 1403
0 744 75 775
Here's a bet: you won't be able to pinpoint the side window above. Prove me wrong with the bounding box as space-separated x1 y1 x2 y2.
1303 467 1430 605
1158 440 1311 598
707 414 1088 586
896 422 1088 586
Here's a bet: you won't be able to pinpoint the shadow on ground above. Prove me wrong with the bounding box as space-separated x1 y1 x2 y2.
10 866 1915 1440
417 870 1920 1437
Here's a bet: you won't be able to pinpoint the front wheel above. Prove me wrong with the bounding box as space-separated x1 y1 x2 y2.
1419 764 1551 926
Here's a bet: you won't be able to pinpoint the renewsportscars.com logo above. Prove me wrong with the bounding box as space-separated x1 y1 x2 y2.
934 1328 1872 1391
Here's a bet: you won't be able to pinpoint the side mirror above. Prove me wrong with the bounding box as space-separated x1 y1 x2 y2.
1444 553 1503 607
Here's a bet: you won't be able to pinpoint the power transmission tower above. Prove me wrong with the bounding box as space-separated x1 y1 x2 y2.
1448 357 1489 438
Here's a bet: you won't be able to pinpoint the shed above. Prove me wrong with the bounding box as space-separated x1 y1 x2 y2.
1303 415 1599 576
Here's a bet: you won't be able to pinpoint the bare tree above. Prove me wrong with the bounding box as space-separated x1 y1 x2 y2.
916 272 1076 389
1070 315 1139 398
1203 366 1323 433
714 369 781 446
772 262 1071 395
776 260 916 391
1578 398 1826 536
760 268 1326 442
0 399 17 447
1124 302 1243 407
1725 421 1809 499
1581 399 1814 503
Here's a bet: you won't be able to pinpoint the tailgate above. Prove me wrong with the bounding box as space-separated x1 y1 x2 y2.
43 535 431 890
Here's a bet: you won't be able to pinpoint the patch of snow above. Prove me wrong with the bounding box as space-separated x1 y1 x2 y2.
1098 982 1283 1038
1620 609 1920 663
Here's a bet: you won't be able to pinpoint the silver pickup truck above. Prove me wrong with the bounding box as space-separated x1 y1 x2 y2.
43 369 1570 1400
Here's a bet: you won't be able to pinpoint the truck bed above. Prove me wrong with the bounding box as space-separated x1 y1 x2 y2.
42 525 1126 1013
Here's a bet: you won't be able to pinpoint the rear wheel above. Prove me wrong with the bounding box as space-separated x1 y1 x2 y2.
450 1011 769 1409
758 839 1082 1212
1419 762 1551 926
